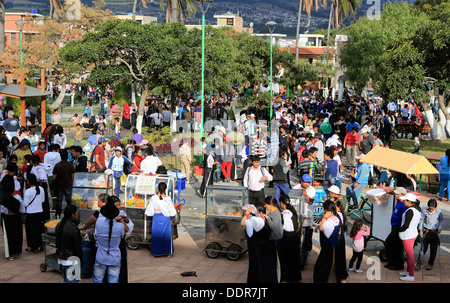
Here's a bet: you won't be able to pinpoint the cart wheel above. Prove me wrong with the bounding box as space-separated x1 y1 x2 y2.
379 248 388 262
40 263 47 272
205 242 221 259
226 244 242 261
312 204 324 225
126 234 142 250
357 199 372 224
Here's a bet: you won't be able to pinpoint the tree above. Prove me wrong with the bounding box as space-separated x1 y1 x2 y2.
150 0 199 23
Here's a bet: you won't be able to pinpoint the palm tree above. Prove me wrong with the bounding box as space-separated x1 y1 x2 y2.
149 0 199 23
295 0 327 60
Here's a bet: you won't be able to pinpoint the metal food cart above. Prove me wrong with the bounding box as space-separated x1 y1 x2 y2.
204 185 249 261
71 172 114 213
123 172 182 250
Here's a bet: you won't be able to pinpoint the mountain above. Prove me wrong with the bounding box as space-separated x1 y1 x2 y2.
6 0 416 37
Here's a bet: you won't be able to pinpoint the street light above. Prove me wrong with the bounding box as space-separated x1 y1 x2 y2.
199 0 213 138
15 20 26 70
266 21 276 121
16 20 26 126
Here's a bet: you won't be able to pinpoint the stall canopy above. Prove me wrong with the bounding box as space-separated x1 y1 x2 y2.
360 146 439 175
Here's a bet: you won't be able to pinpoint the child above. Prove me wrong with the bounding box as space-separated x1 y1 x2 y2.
114 117 120 141
412 132 420 155
74 123 83 147
73 113 79 126
415 199 445 270
379 167 390 187
29 130 39 153
373 132 383 147
324 148 341 190
349 219 370 273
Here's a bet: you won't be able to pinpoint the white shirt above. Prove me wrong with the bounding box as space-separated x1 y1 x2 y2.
243 166 273 191
53 134 67 149
44 152 61 176
30 165 48 182
140 156 162 174
145 195 176 217
23 186 45 214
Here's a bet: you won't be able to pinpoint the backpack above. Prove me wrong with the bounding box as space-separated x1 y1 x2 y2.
211 107 218 119
320 121 332 135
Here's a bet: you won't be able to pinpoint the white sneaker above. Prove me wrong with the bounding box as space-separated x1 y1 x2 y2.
348 268 355 272
355 269 363 274
400 275 414 282
399 271 409 276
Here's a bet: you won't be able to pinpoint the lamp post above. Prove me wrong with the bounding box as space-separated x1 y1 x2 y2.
199 0 212 138
16 20 26 126
266 21 276 121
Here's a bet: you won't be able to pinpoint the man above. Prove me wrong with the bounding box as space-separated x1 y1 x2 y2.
197 144 217 198
360 128 375 155
343 127 362 169
53 150 75 219
299 174 316 268
44 143 62 194
150 110 163 131
212 126 225 182
108 147 133 197
178 138 192 181
92 137 108 173
3 110 20 140
312 132 324 164
227 126 245 168
384 187 408 270
326 185 348 214
162 106 171 127
242 155 273 208
346 154 370 210
140 146 162 175
272 149 290 205
72 146 88 172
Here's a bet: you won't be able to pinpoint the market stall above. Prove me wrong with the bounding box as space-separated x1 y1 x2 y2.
425 153 443 194
123 172 182 250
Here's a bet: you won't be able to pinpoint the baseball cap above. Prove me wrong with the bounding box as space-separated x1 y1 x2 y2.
327 185 341 195
139 139 149 146
115 146 122 152
393 187 407 195
361 128 369 134
400 193 418 202
98 137 108 143
301 174 312 183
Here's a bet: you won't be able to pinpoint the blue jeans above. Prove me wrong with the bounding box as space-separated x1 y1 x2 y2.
346 182 368 207
114 175 122 197
74 139 81 147
92 260 121 283
57 187 72 217
439 176 450 199
214 155 222 182
60 264 80 283
274 182 290 205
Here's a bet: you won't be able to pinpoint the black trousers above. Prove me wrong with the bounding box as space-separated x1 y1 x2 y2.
249 189 265 208
385 225 404 268
349 250 364 270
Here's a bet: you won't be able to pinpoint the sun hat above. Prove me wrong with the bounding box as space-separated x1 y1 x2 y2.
400 193 418 202
327 185 341 195
393 187 407 195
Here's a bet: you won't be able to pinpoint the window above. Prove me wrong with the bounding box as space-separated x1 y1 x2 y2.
10 33 17 45
227 18 234 26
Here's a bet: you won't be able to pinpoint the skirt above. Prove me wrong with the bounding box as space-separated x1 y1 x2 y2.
2 213 23 257
151 213 173 256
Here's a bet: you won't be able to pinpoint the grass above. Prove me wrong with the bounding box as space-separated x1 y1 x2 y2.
391 138 450 158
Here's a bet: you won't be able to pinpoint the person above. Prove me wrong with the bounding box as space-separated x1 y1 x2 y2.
197 144 217 198
23 173 46 252
140 146 162 175
438 149 450 201
29 130 39 153
242 155 273 208
398 193 421 282
131 147 144 173
272 149 290 205
72 146 88 172
312 133 325 164
114 117 121 140
359 128 375 155
379 167 390 187
12 138 32 171
343 127 361 169
3 110 20 140
74 123 83 147
221 139 234 182
313 200 344 283
326 185 348 215
130 128 143 145
81 193 108 230
348 219 370 273
93 197 127 283
55 204 83 283
51 109 62 126
324 148 341 190
384 187 409 270
0 176 23 260
108 147 133 197
53 150 75 219
415 199 444 271
145 182 177 257
278 194 302 283
91 137 108 173
178 138 192 181
53 126 67 150
240 204 272 283
44 143 61 195
298 173 315 268
346 154 370 210
29 155 51 220
33 142 47 163
121 103 131 130
261 196 283 283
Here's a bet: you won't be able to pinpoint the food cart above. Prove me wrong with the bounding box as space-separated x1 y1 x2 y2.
357 146 439 260
204 185 249 261
71 172 114 212
123 172 182 250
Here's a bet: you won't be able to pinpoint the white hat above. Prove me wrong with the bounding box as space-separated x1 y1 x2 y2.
361 128 369 134
327 185 341 195
400 193 418 202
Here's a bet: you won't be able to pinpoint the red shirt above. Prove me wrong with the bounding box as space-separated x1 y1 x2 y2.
34 149 47 163
93 146 105 169
131 155 144 173
344 132 361 146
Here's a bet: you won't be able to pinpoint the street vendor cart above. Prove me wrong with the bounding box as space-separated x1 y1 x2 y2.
123 172 182 250
71 172 114 213
354 146 439 260
204 185 249 261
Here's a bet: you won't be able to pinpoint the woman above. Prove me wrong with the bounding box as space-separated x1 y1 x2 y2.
23 173 45 252
240 204 272 283
53 126 67 150
131 148 144 173
9 136 20 156
29 155 51 221
313 200 344 283
261 196 283 283
438 149 450 201
398 193 421 282
0 176 23 260
278 194 302 283
145 182 176 257
121 103 131 130
12 138 32 173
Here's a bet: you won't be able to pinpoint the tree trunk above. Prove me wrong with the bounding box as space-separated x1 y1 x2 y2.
136 84 149 134
132 0 137 20
171 0 177 23
325 2 333 66
422 102 445 141
295 0 303 61
438 94 450 139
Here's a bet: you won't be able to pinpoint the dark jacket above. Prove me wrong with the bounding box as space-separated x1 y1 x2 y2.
55 219 83 262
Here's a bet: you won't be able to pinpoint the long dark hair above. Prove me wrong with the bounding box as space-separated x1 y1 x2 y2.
27 173 40 195
350 219 364 239
323 199 342 230
56 204 78 248
158 182 167 200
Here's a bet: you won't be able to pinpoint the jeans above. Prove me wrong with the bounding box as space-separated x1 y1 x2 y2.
74 139 81 147
274 182 290 205
439 176 450 199
60 264 80 283
214 155 222 182
416 232 440 266
114 175 121 197
56 187 72 217
346 182 368 207
92 260 121 283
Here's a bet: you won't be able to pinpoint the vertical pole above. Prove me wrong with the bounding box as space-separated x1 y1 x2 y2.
19 30 23 70
41 68 46 134
200 11 206 138
269 32 273 121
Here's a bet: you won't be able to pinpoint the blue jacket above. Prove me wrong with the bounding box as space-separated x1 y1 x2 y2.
108 155 132 178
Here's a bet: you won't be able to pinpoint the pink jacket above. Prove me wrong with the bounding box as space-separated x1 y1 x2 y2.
352 227 370 252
